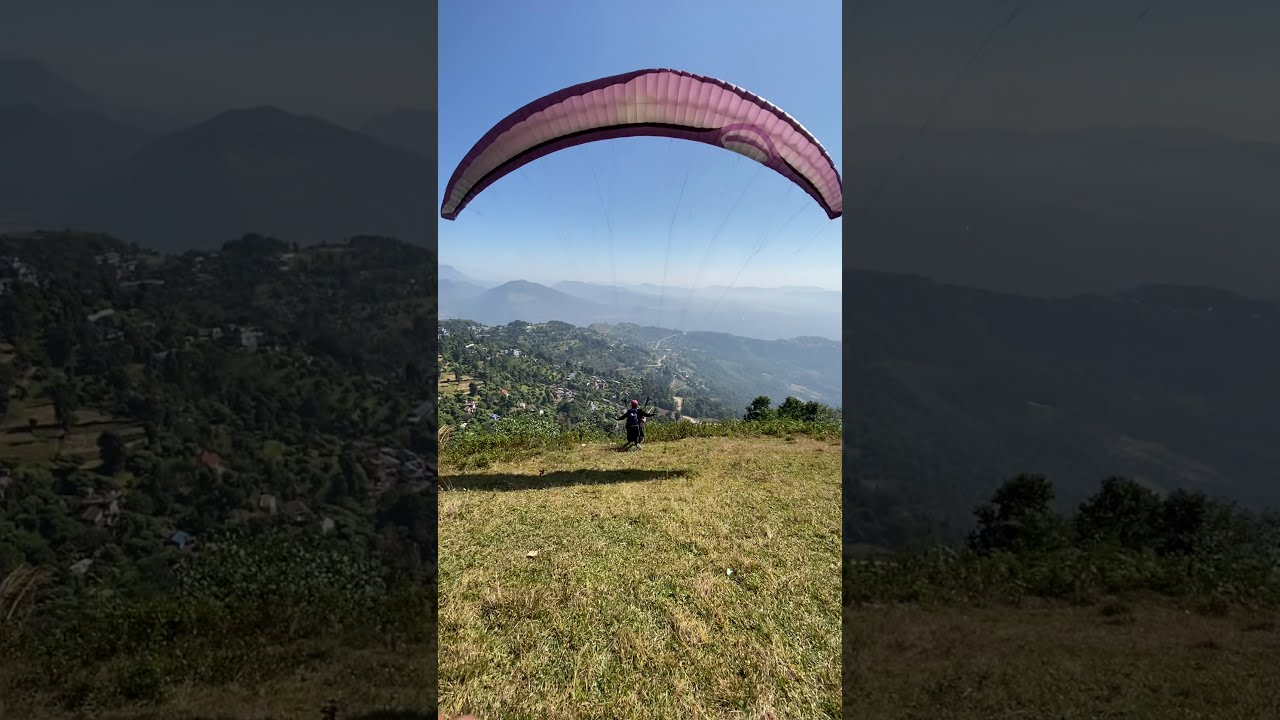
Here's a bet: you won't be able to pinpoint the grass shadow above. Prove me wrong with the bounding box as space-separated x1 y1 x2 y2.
441 468 692 492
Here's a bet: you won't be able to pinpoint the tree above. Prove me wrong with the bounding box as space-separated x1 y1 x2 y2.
1155 489 1210 556
50 382 78 434
801 400 839 423
222 233 289 258
333 450 370 501
777 396 806 420
0 362 14 424
969 473 1067 554
1074 476 1161 550
744 396 774 422
96 431 127 475
0 542 25 578
44 325 74 368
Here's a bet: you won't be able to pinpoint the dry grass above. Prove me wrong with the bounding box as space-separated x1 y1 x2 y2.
0 643 438 720
1 565 52 628
843 601 1280 719
438 436 843 719
1 584 438 720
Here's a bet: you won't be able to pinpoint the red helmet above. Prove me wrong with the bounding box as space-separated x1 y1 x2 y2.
631 399 639 406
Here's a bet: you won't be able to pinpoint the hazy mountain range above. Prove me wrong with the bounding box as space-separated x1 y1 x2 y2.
439 265 842 342
839 267 1280 518
0 54 109 114
0 56 432 249
359 108 435 160
5 55 1279 303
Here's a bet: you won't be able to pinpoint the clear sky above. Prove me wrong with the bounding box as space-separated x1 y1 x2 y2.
848 0 1280 142
438 0 843 292
0 0 428 127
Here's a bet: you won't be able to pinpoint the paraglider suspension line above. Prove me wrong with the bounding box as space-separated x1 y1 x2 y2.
707 194 809 320
680 164 762 330
590 164 619 315
848 0 1031 236
659 166 690 331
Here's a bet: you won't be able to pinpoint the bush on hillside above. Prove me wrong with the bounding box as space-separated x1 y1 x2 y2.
743 395 841 424
439 398 842 467
5 529 430 709
969 473 1071 555
846 474 1280 609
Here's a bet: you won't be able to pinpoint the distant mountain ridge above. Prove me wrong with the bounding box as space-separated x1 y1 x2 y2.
441 276 842 342
450 280 609 328
0 105 154 229
5 55 1276 302
838 266 1280 519
0 58 432 250
360 108 435 159
54 106 434 250
439 264 491 286
0 55 103 111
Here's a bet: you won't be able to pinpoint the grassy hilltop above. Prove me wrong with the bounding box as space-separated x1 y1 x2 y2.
842 471 1280 720
437 421 843 719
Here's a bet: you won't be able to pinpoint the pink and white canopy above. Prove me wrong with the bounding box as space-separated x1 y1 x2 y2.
441 68 842 221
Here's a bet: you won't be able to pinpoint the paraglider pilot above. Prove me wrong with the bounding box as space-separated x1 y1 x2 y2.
617 398 656 449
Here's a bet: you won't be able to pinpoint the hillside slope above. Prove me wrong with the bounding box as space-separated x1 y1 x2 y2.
438 434 842 719
840 268 1280 525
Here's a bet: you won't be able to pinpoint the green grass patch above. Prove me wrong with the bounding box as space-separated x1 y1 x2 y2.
438 435 841 718
440 415 841 471
843 546 1280 609
1 531 436 716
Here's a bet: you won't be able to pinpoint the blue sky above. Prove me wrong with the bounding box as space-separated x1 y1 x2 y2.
438 0 842 291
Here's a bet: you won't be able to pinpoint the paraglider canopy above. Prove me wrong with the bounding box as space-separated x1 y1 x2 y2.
441 68 842 221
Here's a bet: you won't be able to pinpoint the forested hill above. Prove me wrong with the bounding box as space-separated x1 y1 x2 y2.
436 319 842 431
597 323 841 408
0 231 441 585
7 230 1277 563
0 231 839 588
838 267 1280 541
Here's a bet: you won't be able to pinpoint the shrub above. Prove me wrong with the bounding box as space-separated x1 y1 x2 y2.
8 530 414 709
439 413 841 467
